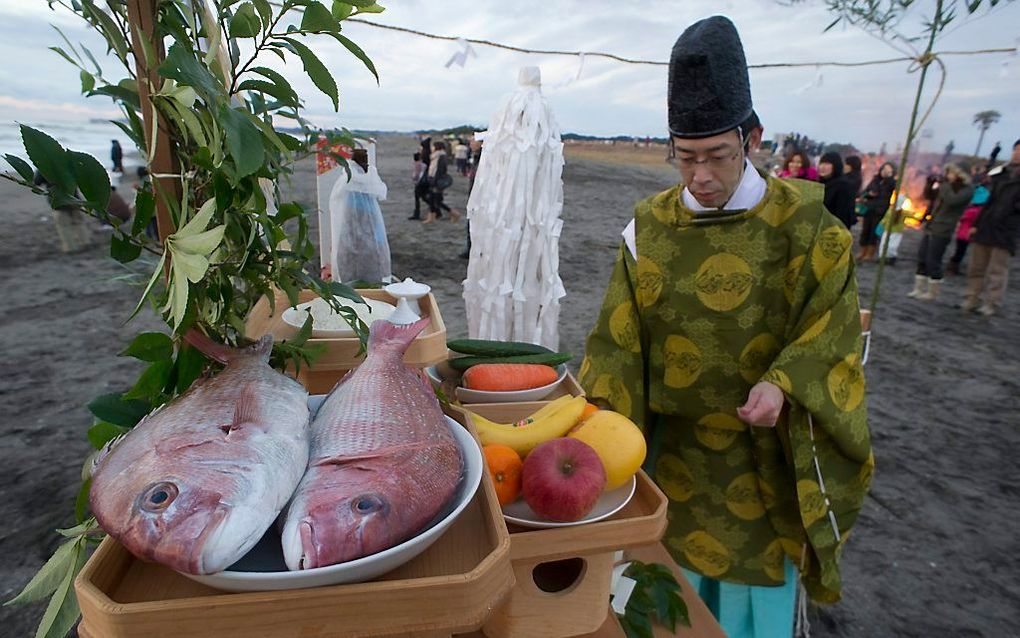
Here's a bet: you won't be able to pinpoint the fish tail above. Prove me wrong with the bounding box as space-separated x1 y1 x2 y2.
366 317 430 357
185 329 273 365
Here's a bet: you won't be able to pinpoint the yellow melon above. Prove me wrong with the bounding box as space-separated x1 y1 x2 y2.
567 410 646 490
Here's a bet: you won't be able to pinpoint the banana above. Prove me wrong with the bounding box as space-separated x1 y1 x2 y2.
469 396 587 457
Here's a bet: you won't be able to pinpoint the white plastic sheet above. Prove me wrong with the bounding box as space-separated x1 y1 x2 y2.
463 67 566 349
325 159 391 284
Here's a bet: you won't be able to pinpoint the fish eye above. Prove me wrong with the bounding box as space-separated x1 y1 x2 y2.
351 495 384 514
140 482 179 512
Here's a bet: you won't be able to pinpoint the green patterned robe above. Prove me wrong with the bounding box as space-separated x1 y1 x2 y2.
580 175 874 603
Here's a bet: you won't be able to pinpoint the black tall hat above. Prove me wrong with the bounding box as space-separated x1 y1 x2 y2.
668 16 753 139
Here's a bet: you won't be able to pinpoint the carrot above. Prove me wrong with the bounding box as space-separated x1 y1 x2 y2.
462 363 559 392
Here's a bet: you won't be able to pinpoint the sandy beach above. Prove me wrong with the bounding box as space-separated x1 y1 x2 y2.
1 134 1018 637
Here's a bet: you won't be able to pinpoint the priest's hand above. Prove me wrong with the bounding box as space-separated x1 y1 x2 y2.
737 382 785 428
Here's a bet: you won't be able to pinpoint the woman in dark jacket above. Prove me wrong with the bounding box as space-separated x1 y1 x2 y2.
857 162 897 262
422 141 461 224
844 155 863 199
908 164 974 300
818 152 856 229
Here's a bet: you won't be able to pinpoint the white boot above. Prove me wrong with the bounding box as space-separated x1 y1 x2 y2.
919 278 941 301
907 275 927 298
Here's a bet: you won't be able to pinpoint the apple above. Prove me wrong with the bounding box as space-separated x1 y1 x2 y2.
522 438 607 522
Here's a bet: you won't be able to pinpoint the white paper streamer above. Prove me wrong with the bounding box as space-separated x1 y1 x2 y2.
445 37 477 68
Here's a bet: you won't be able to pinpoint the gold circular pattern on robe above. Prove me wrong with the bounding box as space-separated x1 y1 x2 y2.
656 453 695 502
761 538 787 581
725 472 767 521
694 253 754 312
826 353 865 412
766 369 793 394
636 256 665 307
578 356 592 381
609 301 642 353
793 311 832 346
680 531 731 578
797 479 828 527
784 255 805 304
591 374 633 418
811 226 848 280
663 335 703 388
757 476 778 510
694 412 745 451
738 333 781 385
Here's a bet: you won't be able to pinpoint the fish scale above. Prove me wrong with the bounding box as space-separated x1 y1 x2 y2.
281 317 463 571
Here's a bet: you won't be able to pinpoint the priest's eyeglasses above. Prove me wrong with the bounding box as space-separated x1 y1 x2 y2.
674 148 742 171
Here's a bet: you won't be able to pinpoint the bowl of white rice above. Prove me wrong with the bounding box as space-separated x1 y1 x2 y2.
281 296 395 338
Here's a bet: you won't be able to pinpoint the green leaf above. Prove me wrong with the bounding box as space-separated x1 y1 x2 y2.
131 189 155 237
236 79 298 107
120 332 173 362
4 154 35 182
127 243 166 323
87 393 150 428
176 197 216 238
276 202 303 223
281 36 338 110
253 0 273 26
85 2 129 62
332 1 353 20
34 538 87 638
48 46 80 69
172 250 211 283
87 422 129 450
219 105 265 178
4 539 77 606
229 2 262 38
165 260 191 328
301 1 338 32
124 360 174 400
68 150 110 210
159 42 220 101
175 345 209 394
74 480 91 523
346 0 375 6
79 70 95 93
174 225 226 256
325 280 364 304
355 3 385 14
20 125 75 194
88 84 141 110
332 32 378 83
111 234 142 263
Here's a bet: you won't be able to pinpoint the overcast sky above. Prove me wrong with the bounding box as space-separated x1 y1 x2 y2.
0 0 1017 154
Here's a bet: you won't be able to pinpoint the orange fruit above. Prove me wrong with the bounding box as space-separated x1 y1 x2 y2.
483 444 524 506
580 402 600 421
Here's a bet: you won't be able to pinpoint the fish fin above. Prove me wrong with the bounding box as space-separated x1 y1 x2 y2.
184 330 274 365
367 317 430 355
222 383 261 433
83 431 129 480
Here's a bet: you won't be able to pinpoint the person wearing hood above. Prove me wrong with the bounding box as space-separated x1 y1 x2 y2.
819 152 856 229
907 164 974 300
579 16 872 638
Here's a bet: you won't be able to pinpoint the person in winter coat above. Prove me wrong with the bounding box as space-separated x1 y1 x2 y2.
844 155 863 199
962 139 1020 315
857 162 897 262
423 141 461 224
819 152 856 229
946 183 989 275
779 151 818 181
908 165 974 300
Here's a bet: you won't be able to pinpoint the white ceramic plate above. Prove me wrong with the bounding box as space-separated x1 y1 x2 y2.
424 364 567 404
181 400 482 592
282 297 395 338
501 476 637 529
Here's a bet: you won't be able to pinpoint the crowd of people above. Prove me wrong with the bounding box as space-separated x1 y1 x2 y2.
770 138 1020 316
407 134 476 224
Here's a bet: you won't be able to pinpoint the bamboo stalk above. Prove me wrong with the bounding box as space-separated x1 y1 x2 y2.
126 0 178 245
868 0 945 315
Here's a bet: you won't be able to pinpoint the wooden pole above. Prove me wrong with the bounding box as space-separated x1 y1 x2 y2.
126 0 178 244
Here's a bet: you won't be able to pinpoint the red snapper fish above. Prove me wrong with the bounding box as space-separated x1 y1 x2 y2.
89 335 310 575
281 318 463 570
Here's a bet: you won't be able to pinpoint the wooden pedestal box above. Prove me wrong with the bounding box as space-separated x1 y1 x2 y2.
456 403 669 638
74 413 514 638
244 288 448 393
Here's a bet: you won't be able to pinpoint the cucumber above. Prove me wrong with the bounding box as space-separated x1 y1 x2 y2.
446 338 553 358
448 352 572 372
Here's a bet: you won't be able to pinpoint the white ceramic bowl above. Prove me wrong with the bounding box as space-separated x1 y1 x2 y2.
425 364 567 404
180 400 482 592
281 297 395 338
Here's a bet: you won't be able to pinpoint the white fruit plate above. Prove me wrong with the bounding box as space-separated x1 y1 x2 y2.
180 396 482 591
501 475 637 529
